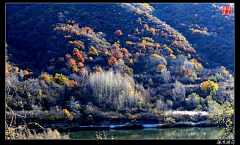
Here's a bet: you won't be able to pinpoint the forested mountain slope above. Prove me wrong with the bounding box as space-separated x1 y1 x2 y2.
6 3 234 127
151 3 234 71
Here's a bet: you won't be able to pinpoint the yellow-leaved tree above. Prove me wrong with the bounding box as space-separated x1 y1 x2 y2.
200 80 219 93
88 46 98 56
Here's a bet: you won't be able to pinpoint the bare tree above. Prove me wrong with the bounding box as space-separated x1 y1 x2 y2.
172 81 185 101
115 58 125 73
183 59 194 72
66 96 81 112
89 70 145 109
170 54 185 70
156 99 167 112
68 72 88 87
6 72 23 108
149 54 167 66
160 69 171 84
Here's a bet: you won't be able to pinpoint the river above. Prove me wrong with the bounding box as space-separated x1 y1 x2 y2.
61 127 226 139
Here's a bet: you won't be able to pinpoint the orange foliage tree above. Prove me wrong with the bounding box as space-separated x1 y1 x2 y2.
73 51 84 62
129 59 133 65
114 30 123 36
156 64 167 72
190 58 203 71
114 50 123 59
67 58 77 68
69 40 85 49
68 80 78 87
179 65 192 76
120 47 128 53
108 56 118 66
112 43 120 49
85 27 93 33
39 73 52 81
77 62 84 68
93 66 102 73
65 54 71 59
102 48 109 53
23 70 29 75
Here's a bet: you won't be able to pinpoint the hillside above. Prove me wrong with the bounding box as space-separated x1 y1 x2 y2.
151 3 234 71
6 3 234 130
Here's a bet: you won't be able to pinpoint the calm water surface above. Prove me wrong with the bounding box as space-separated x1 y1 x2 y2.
62 127 225 139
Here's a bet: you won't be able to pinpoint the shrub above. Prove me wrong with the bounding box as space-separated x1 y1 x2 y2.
165 117 176 126
62 109 73 120
191 72 197 81
162 44 173 55
207 100 221 114
148 78 154 86
209 101 234 139
184 93 201 110
152 108 158 114
208 75 217 83
39 73 52 82
52 73 68 85
195 105 203 111
166 100 173 109
124 67 132 75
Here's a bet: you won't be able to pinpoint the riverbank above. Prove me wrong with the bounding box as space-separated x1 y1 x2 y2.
6 110 215 132
28 120 217 133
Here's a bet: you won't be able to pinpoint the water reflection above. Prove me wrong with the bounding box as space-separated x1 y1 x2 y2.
65 127 224 139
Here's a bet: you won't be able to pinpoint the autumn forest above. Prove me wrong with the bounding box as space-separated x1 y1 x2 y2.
5 3 234 139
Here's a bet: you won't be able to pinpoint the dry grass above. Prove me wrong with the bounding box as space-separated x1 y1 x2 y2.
6 127 69 139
